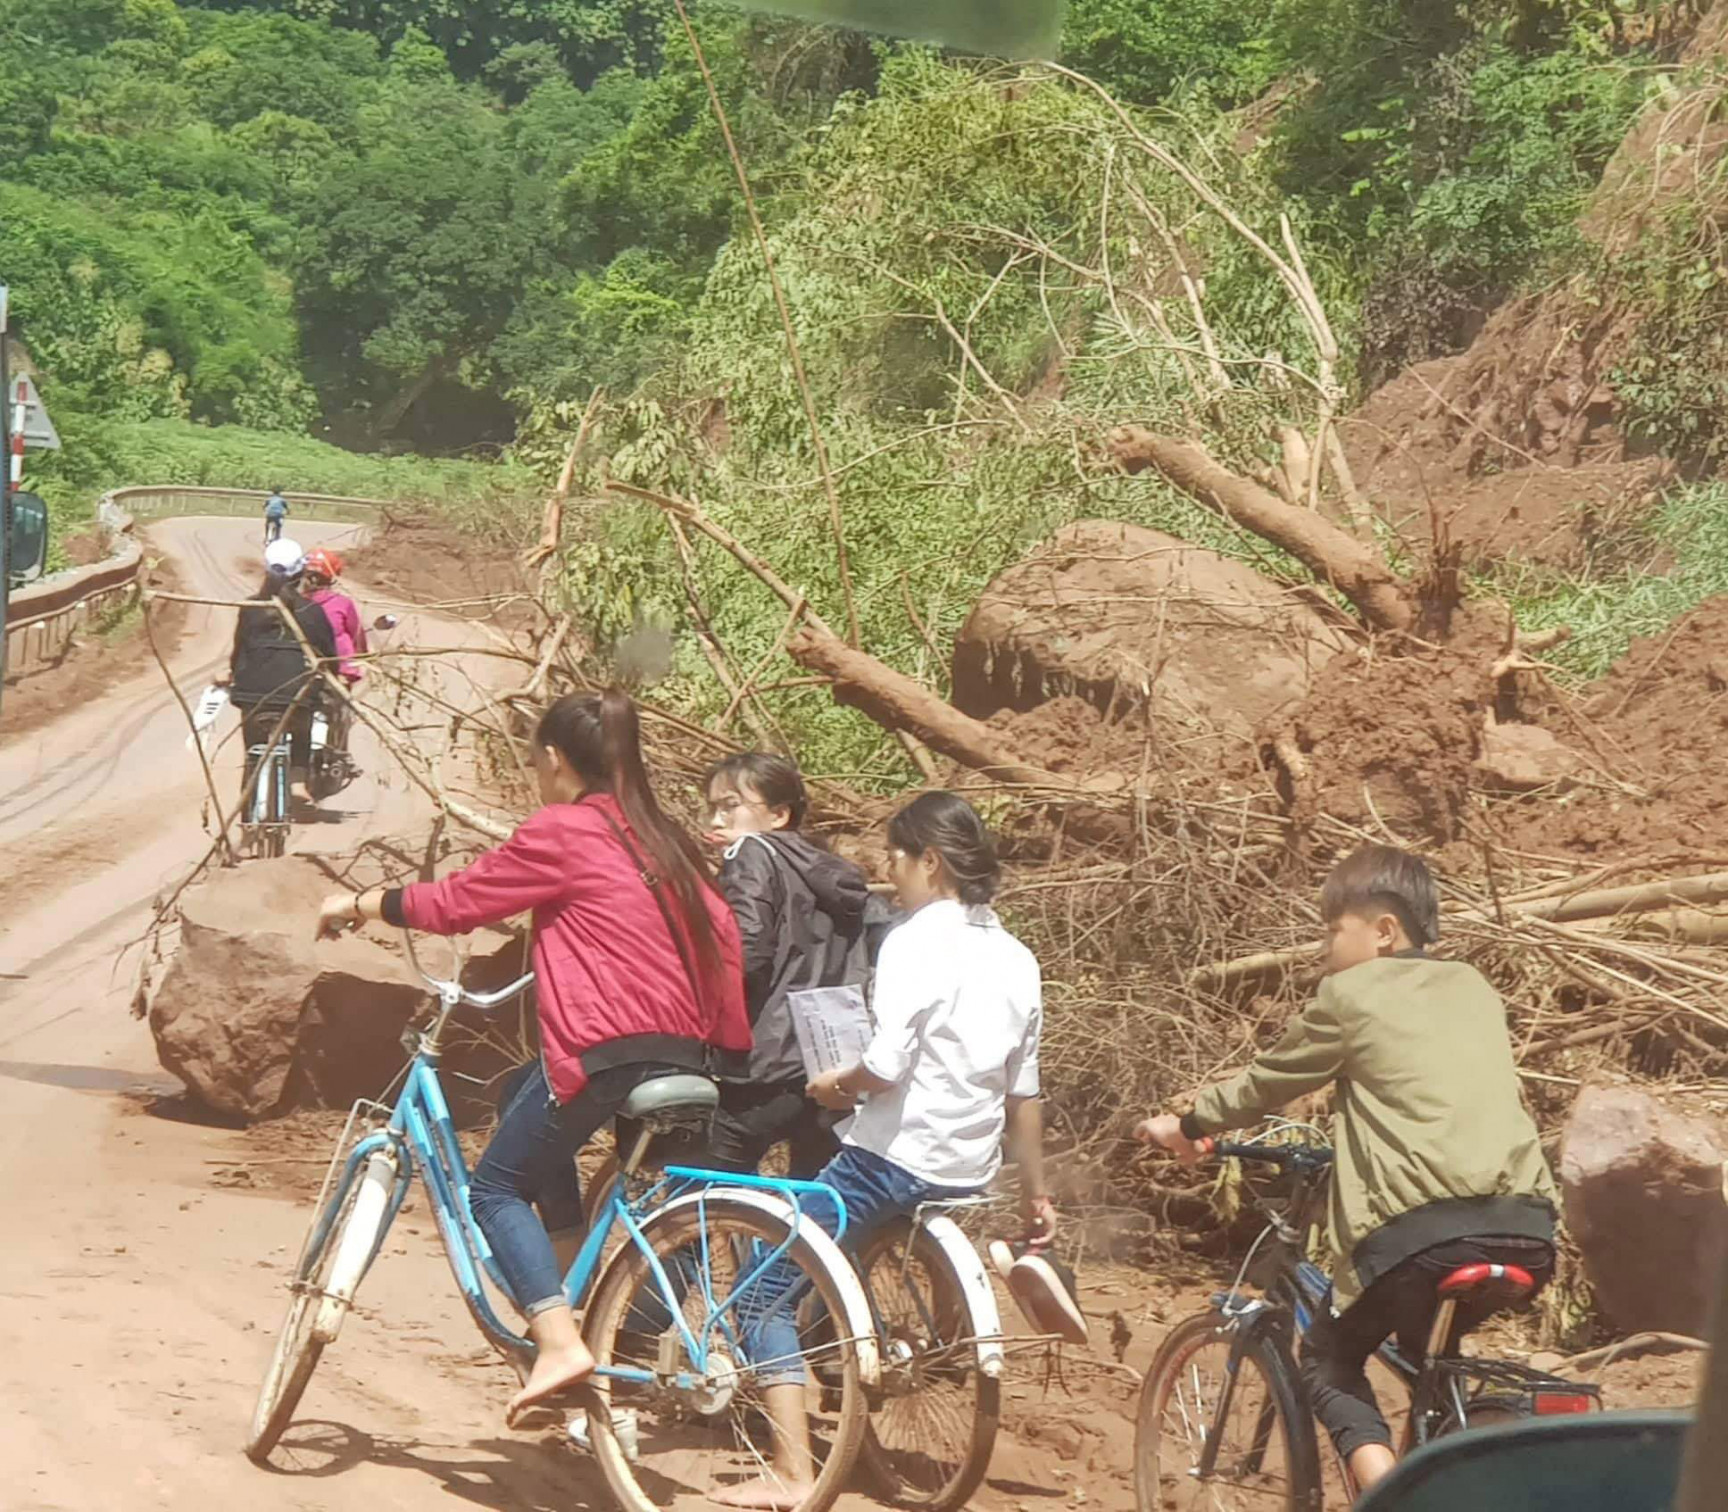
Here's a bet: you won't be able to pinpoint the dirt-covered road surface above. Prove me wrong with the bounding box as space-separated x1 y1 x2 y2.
0 517 1088 1512
0 516 604 1510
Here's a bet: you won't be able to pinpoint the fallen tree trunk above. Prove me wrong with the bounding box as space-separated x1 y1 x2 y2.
1526 869 1728 924
786 625 1069 790
1107 426 1415 633
1189 867 1728 987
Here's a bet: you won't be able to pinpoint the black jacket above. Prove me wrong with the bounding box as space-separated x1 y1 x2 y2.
716 832 881 1085
230 591 337 709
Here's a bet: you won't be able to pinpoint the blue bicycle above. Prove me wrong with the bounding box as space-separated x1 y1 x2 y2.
245 936 879 1512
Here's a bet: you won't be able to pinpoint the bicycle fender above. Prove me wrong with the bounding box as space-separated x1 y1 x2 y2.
599 1187 881 1388
919 1214 1006 1379
315 1147 398 1343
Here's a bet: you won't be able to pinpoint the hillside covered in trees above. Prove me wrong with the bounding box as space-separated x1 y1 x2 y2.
25 0 1728 1336
14 1 1728 705
3 2 1677 480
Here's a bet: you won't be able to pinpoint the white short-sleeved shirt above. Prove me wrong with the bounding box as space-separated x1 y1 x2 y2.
845 898 1042 1188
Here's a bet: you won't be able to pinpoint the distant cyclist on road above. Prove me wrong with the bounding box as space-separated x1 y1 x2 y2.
263 486 290 544
224 538 336 803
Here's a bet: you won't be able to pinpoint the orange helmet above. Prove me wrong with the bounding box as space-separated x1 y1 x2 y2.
304 547 344 582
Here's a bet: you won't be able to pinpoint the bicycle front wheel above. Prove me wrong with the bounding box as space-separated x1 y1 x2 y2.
1135 1310 1321 1512
856 1218 999 1511
245 1148 396 1463
583 1195 866 1512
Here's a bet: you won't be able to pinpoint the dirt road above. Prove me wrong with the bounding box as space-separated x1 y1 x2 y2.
0 517 604 1510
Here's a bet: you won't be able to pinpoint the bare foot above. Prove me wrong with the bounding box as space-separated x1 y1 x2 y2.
711 1475 815 1510
505 1339 596 1427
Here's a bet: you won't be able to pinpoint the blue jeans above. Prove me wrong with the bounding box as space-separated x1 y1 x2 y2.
743 1143 976 1384
471 1059 681 1316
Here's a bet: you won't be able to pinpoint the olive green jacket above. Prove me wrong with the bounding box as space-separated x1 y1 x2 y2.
1189 954 1558 1307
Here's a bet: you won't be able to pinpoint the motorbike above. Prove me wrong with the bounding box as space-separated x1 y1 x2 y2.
194 613 400 848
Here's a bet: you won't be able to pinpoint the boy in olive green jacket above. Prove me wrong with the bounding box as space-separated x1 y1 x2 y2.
1138 846 1557 1495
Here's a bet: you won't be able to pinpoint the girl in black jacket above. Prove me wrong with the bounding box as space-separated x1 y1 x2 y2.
704 752 890 1177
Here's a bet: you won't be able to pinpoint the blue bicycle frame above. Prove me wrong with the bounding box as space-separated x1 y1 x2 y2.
316 1046 849 1385
1280 1254 1418 1382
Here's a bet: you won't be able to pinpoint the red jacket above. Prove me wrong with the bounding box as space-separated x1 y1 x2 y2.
400 793 750 1101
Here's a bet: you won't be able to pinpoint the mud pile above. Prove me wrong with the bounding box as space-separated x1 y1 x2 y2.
344 510 533 627
1338 7 1728 567
1265 641 1490 843
1495 595 1728 858
959 518 1728 870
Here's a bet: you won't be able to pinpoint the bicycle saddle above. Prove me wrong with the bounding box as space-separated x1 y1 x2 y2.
1436 1263 1535 1304
622 1074 719 1128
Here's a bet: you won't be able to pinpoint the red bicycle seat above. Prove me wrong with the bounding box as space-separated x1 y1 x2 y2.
1435 1262 1535 1300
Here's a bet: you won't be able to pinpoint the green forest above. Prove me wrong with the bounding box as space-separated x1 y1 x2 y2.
8 0 1726 765
0 1 1657 443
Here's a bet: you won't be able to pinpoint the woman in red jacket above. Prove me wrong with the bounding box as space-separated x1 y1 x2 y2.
316 689 750 1424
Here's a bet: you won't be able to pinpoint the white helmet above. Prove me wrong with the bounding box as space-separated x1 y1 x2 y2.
264 537 305 578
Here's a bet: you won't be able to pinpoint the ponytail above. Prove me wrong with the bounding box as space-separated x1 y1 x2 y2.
537 689 723 980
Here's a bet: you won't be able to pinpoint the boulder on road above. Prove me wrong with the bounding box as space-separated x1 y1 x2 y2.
1559 1083 1728 1337
149 856 430 1119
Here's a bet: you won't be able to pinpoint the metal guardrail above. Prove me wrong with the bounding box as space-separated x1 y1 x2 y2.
115 485 385 526
3 485 391 683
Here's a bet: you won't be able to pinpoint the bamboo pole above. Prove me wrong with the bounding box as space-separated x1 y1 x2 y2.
1189 868 1728 988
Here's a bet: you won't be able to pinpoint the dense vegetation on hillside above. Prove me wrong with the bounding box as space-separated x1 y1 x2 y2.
0 1 1658 448
12 0 1723 725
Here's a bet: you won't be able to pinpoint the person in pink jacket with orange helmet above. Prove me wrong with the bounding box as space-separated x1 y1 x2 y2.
302 547 367 684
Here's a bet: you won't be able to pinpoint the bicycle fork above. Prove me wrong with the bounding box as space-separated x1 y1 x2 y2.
1196 1301 1288 1483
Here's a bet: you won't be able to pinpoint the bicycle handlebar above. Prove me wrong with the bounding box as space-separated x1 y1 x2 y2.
445 972 536 1010
1202 1138 1335 1173
400 928 534 1012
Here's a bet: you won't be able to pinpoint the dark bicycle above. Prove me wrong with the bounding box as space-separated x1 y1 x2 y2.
1134 1138 1600 1511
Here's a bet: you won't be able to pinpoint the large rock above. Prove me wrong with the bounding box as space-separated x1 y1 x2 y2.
1560 1084 1728 1336
1473 722 1587 794
149 856 431 1119
952 520 1349 744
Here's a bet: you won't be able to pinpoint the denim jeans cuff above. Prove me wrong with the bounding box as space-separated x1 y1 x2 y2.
525 1293 571 1318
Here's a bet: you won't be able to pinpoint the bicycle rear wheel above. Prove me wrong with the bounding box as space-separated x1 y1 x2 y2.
245 1148 396 1463
582 1196 866 1512
856 1218 999 1511
1135 1310 1321 1512
263 751 288 858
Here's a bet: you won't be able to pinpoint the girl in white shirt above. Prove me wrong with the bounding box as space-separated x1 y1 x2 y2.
719 791 1051 1510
